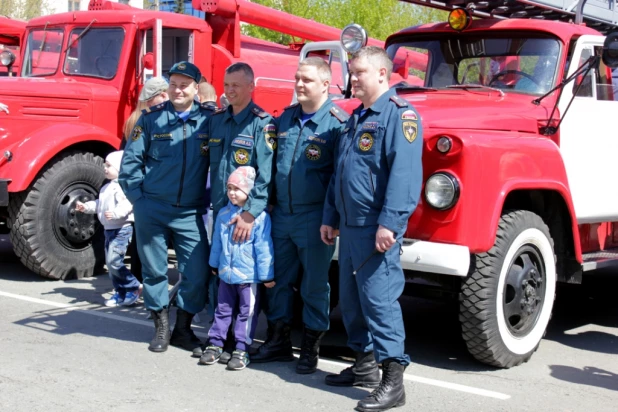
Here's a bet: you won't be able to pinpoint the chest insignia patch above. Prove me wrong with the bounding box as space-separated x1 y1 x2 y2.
401 110 418 121
358 133 374 152
200 141 209 156
306 144 321 161
403 121 418 143
234 148 250 165
131 126 142 141
362 122 378 131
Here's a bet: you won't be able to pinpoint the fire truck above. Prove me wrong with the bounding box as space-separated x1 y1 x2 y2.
0 0 394 280
317 0 618 368
0 16 25 76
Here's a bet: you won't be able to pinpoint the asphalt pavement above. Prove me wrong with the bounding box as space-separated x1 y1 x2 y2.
0 234 617 411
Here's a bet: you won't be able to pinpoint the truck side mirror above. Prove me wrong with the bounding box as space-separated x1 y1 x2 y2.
602 32 618 68
142 52 154 70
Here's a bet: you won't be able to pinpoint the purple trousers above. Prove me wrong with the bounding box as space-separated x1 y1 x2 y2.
208 281 260 351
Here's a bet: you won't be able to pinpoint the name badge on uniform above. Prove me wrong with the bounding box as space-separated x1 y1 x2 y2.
231 137 254 149
361 122 379 131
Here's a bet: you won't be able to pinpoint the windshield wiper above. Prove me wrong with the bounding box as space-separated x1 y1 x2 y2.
447 84 505 97
64 19 97 53
35 22 50 68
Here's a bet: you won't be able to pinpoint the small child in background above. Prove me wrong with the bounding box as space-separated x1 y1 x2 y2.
200 166 275 371
76 151 141 307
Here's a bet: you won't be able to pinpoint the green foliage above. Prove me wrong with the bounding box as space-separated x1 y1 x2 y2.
174 0 185 13
0 0 54 20
241 0 447 44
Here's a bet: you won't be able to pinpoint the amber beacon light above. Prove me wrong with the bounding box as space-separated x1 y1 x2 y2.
448 9 472 31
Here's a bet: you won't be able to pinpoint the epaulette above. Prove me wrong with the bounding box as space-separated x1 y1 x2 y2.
141 102 166 115
252 106 269 118
201 102 218 111
212 107 226 115
389 95 408 108
329 105 350 123
283 102 299 111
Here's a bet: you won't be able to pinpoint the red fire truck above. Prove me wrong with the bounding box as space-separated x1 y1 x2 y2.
0 16 25 76
318 0 618 368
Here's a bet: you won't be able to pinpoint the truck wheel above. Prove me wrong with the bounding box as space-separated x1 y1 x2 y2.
9 152 106 280
459 210 556 368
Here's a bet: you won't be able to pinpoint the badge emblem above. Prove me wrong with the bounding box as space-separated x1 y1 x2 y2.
177 63 186 70
358 133 373 152
234 148 249 165
131 126 142 141
401 110 418 121
402 121 417 143
200 141 209 156
264 124 277 150
305 144 321 160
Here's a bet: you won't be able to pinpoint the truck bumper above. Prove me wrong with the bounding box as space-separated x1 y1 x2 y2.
333 238 471 277
0 179 9 207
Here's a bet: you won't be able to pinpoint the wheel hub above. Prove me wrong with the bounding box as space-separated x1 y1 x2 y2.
54 184 100 249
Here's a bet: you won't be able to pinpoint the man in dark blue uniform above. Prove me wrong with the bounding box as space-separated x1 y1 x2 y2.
321 46 423 411
206 62 275 363
119 61 215 355
251 58 348 374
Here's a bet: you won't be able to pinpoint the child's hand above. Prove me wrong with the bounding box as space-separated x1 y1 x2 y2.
264 281 276 288
104 211 114 219
75 201 85 212
211 269 218 276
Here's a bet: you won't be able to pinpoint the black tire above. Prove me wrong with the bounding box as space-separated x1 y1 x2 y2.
9 152 106 279
459 210 556 368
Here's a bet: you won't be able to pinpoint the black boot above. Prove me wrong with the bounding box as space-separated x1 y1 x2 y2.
325 351 380 388
356 359 406 411
251 320 295 363
170 308 203 357
149 309 170 353
296 328 326 374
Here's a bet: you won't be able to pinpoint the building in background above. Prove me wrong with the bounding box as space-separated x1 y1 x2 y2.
47 0 143 13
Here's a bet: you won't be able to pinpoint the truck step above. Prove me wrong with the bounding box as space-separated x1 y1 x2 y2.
582 248 618 271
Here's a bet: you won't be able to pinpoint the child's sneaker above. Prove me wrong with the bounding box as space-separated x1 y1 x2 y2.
199 345 223 365
121 290 140 306
226 350 250 371
218 351 232 365
105 292 124 307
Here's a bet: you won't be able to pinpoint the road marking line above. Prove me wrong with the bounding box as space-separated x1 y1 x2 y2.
0 290 511 400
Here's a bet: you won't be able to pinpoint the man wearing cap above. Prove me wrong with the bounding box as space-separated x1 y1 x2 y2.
139 77 169 107
119 61 216 355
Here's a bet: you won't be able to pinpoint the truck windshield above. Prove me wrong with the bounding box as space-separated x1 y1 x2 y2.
64 27 124 79
388 34 561 96
22 28 64 77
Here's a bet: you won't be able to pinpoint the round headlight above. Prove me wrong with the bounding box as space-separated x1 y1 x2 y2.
436 136 452 153
341 24 368 54
0 50 15 67
425 173 460 210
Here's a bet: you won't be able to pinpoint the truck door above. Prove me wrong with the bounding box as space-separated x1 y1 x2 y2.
558 35 618 224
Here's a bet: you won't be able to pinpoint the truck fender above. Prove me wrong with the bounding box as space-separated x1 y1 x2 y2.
4 123 119 192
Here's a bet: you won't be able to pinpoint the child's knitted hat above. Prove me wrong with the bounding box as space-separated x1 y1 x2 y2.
227 166 256 196
105 151 124 172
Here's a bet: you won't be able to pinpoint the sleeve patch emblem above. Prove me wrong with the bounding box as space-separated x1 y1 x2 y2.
200 141 209 156
265 132 277 150
234 148 250 165
358 133 374 152
401 110 418 121
305 144 322 160
131 126 143 141
403 121 418 143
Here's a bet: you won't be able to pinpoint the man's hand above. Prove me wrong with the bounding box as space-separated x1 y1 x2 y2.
375 225 396 253
0 103 8 114
230 211 255 243
264 281 276 288
320 225 339 245
104 211 114 220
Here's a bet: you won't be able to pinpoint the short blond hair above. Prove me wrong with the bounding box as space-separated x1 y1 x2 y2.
198 81 217 103
298 56 332 82
351 46 393 80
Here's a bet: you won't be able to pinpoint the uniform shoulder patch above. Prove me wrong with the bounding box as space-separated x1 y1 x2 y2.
213 108 226 115
252 106 270 118
329 106 350 123
143 102 166 115
283 102 299 111
389 95 408 108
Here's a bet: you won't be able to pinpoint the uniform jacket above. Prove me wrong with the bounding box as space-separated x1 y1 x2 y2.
209 202 274 285
273 99 349 214
323 88 423 234
119 100 214 209
207 101 275 218
82 180 133 230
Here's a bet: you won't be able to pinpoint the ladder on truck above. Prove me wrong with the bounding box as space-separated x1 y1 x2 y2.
400 0 618 33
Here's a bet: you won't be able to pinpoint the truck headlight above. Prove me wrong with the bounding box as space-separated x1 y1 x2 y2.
0 50 15 67
341 24 368 53
424 172 460 210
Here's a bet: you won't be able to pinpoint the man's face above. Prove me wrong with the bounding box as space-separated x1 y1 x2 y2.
349 56 382 102
223 71 254 108
168 74 198 109
146 92 168 107
295 65 329 106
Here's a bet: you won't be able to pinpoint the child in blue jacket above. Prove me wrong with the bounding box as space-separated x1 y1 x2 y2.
200 166 275 371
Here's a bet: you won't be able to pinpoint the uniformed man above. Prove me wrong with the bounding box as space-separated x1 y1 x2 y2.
207 62 275 363
119 61 215 355
321 46 423 411
251 57 348 375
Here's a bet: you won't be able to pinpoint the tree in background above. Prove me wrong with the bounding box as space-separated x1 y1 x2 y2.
174 0 185 13
242 0 447 44
0 0 54 19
